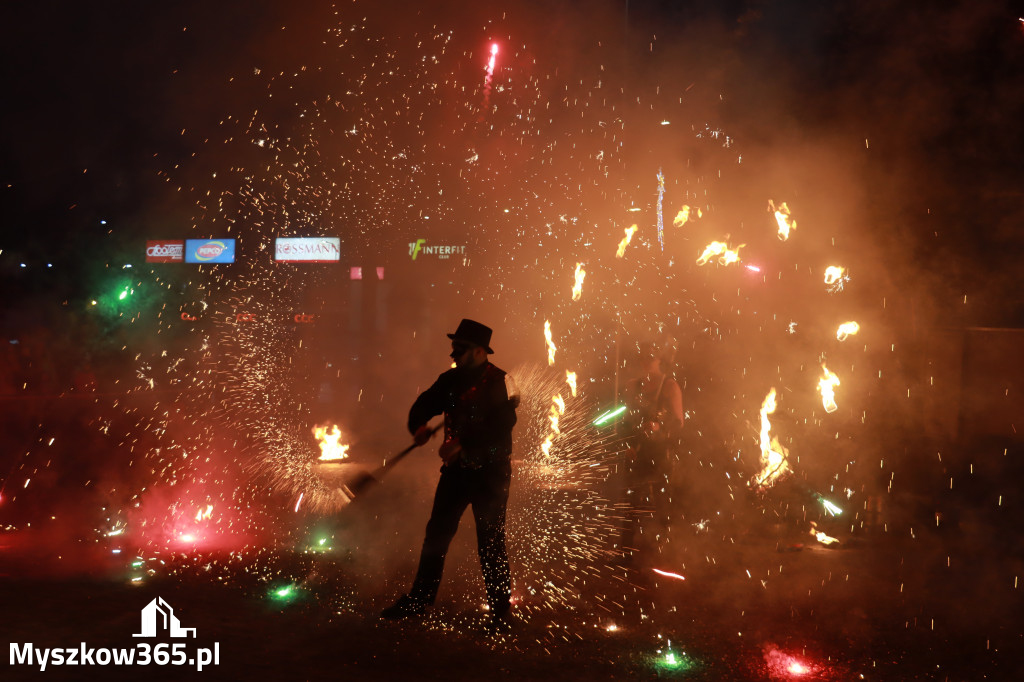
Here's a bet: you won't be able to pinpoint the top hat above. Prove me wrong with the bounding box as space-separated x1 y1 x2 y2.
447 319 494 354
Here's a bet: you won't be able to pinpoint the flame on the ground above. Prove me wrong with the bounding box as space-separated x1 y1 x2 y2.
823 265 845 285
810 522 840 545
752 388 791 487
696 240 745 266
771 200 796 240
571 262 586 301
565 370 577 397
544 320 557 365
817 364 840 413
313 424 350 461
836 321 860 341
673 205 701 227
615 224 638 258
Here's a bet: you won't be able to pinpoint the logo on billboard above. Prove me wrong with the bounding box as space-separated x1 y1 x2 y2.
185 239 235 264
408 239 467 261
145 241 184 263
275 238 341 263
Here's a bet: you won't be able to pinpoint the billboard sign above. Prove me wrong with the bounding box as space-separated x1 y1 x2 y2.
275 237 341 263
145 240 184 263
185 239 236 264
408 239 467 261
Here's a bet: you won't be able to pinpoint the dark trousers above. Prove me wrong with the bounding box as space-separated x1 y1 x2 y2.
409 463 512 612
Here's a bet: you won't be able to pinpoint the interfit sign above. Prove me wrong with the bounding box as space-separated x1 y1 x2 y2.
275 238 340 263
185 239 236 264
408 239 467 261
145 241 184 263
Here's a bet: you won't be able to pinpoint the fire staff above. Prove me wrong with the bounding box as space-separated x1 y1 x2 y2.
382 319 520 622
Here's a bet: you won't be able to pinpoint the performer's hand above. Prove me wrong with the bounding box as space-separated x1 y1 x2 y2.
414 425 435 446
439 438 462 465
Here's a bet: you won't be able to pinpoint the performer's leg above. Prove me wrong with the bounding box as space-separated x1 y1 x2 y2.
409 468 471 605
471 466 512 615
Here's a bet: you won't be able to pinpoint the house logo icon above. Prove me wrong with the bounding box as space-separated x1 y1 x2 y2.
133 597 197 638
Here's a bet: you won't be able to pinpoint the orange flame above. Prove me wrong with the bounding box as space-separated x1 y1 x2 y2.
571 262 586 301
544 320 557 366
836 321 860 341
810 522 839 545
696 241 745 266
772 201 796 240
549 394 566 434
565 370 577 397
540 433 553 458
313 424 350 461
817 364 840 413
615 224 638 258
673 205 701 227
823 266 845 285
753 388 791 487
195 504 213 522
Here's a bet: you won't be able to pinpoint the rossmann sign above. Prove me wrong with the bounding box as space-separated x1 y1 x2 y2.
275 238 341 263
185 239 236 264
145 241 184 263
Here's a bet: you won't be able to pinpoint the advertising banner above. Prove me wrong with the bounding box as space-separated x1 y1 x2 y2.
275 237 341 262
185 239 236 264
145 240 184 263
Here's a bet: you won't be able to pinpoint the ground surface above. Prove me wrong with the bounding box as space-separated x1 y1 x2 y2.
3 517 1022 681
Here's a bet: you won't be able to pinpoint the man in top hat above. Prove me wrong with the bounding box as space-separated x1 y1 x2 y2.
381 319 520 623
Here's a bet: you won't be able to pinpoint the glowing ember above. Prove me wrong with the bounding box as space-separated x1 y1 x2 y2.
673 204 700 226
571 262 586 301
314 424 349 461
817 364 841 413
836 321 860 341
565 370 577 397
615 224 638 258
696 240 745 266
544 320 557 365
823 265 845 285
752 388 791 488
652 568 686 581
771 200 796 240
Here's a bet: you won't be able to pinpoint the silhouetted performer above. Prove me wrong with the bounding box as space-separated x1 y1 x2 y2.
382 319 519 623
621 341 684 565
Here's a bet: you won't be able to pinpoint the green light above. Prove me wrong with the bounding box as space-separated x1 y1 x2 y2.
814 493 843 516
654 643 698 674
318 538 327 546
593 405 627 426
118 289 129 300
275 586 293 598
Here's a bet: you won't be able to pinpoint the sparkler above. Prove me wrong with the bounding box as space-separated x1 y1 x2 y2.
615 224 638 258
543 320 557 365
656 169 665 251
817 364 840 413
836 321 860 341
651 568 686 581
592 405 627 426
571 263 585 301
696 240 745 266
